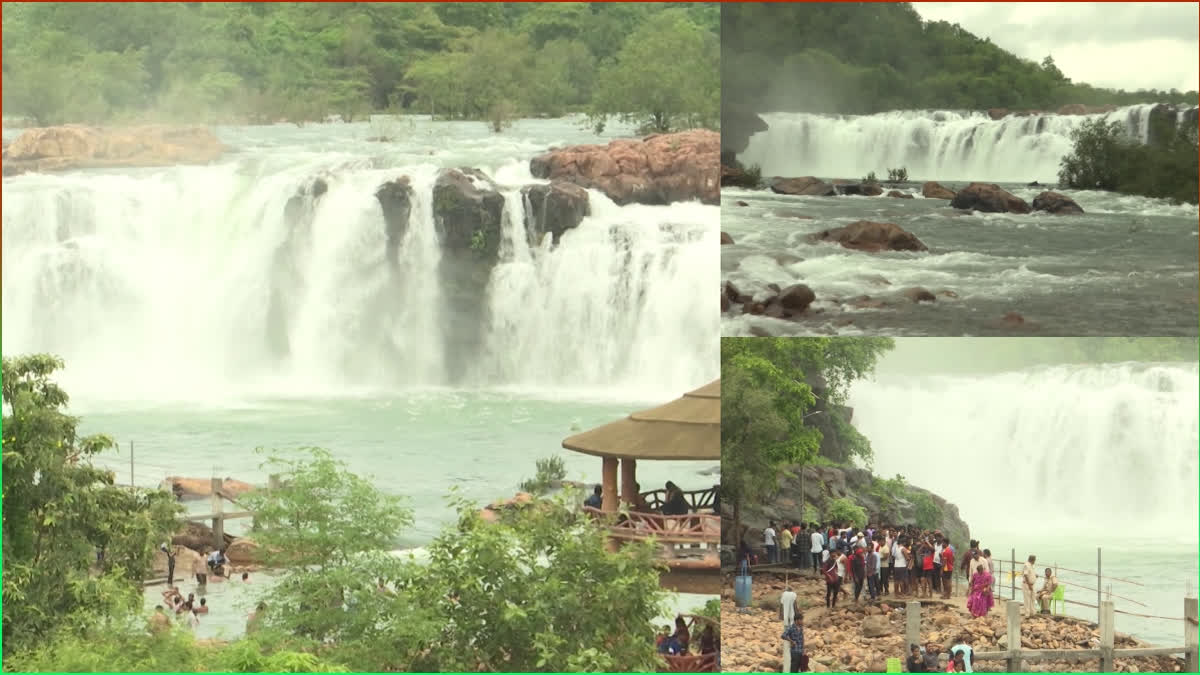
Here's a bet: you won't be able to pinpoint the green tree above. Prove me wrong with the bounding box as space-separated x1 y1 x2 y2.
825 498 868 529
1058 118 1128 191
2 354 181 657
590 9 718 133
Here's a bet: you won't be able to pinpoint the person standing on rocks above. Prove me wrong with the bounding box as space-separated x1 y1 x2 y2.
865 539 880 601
893 537 910 597
781 585 797 626
880 530 893 596
781 614 806 673
810 526 825 573
765 521 778 564
940 540 956 599
849 545 866 602
823 552 842 608
1021 555 1038 617
796 523 811 569
779 522 794 566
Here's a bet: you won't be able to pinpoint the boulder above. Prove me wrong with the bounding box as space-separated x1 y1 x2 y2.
375 177 413 264
950 182 1031 214
735 200 749 207
778 284 816 313
225 538 261 565
529 129 717 205
862 614 894 638
721 232 735 245
809 220 928 253
161 477 256 498
887 190 914 199
1031 190 1084 215
3 124 224 175
922 181 957 200
901 287 936 303
152 546 205 576
432 168 505 259
171 521 235 553
721 103 770 154
771 176 836 197
838 182 884 197
522 181 590 246
988 108 1009 120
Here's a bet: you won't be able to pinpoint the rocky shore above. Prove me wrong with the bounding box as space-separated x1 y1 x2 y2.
3 124 225 176
721 571 1186 673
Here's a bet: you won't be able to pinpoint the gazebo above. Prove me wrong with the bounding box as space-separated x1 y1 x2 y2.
562 380 720 595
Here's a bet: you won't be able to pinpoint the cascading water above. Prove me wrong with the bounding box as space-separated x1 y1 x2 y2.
2 151 718 403
849 362 1200 536
739 103 1184 182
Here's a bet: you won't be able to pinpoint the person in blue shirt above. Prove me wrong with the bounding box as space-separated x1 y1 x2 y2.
583 485 602 509
781 614 806 672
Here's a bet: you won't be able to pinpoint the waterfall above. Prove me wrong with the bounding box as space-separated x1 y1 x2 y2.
2 157 718 403
850 362 1200 537
739 104 1181 182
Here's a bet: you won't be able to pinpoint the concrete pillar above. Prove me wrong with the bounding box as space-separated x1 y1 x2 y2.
905 601 921 649
1099 599 1115 672
601 457 618 513
1006 600 1022 673
1184 597 1197 674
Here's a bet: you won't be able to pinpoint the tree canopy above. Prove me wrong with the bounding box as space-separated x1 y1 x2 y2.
722 3 1199 114
1059 116 1199 204
2 2 718 130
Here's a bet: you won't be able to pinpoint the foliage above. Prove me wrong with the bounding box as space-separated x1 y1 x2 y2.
908 491 944 531
862 171 879 184
1059 117 1199 204
867 474 909 515
469 228 488 254
2 354 182 657
2 3 717 130
720 151 764 189
887 167 909 182
519 455 568 496
723 3 1199 115
825 498 868 529
589 9 719 134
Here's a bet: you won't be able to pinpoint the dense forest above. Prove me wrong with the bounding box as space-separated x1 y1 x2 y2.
1 3 719 132
1059 115 1200 204
722 3 1199 114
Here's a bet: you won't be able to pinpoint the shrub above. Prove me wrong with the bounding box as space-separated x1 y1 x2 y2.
887 167 908 182
825 497 867 529
518 455 568 495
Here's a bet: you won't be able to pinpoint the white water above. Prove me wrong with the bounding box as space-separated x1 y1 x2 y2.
740 104 1184 182
850 361 1200 537
2 124 719 405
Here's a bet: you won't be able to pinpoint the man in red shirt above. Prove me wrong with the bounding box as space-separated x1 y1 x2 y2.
940 539 955 599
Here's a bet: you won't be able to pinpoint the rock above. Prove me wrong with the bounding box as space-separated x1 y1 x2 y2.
171 521 235 553
720 292 731 313
862 614 893 638
988 108 1009 120
375 177 413 264
805 606 830 624
901 287 936 303
522 181 590 245
838 183 884 197
1031 190 1084 215
721 232 735 245
225 538 261 565
773 209 815 220
938 290 959 299
809 220 928 253
887 190 914 199
778 284 816 313
529 129 718 205
951 182 1032 214
152 546 204 576
771 176 837 197
432 168 505 259
735 200 749 207
1002 311 1026 326
4 124 224 175
162 477 256 498
922 181 957 200
722 102 769 155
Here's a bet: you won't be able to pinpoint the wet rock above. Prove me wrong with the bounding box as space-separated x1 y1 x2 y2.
530 129 718 205
939 290 959 299
735 200 749 207
724 281 751 304
773 209 815 220
778 284 816 312
850 295 887 310
721 232 735 245
809 220 929 253
988 108 1009 120
225 537 261 565
3 124 225 174
1031 190 1084 215
721 292 731 313
522 180 591 245
771 176 837 197
375 176 413 264
887 190 914 199
922 181 957 200
951 182 1032 214
432 168 505 259
838 182 884 197
773 253 805 266
901 287 937 303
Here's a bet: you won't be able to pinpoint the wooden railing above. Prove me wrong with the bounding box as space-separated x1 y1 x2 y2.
661 614 720 673
583 507 720 547
640 487 717 513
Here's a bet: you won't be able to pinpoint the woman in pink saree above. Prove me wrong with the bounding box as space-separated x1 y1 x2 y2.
966 556 994 618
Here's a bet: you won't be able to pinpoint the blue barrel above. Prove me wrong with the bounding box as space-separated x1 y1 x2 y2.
734 559 752 608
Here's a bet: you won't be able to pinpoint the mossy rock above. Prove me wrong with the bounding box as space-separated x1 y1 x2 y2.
432 168 505 261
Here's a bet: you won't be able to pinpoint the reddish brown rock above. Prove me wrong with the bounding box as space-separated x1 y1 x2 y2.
988 108 1009 120
838 182 884 197
529 129 717 206
809 220 928 253
721 231 735 245
951 182 1032 214
771 176 837 197
922 181 957 200
887 190 914 199
1032 190 1084 215
4 125 224 175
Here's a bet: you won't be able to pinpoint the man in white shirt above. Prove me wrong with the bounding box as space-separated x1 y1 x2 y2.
810 528 825 572
1021 555 1038 617
780 585 797 626
764 522 778 564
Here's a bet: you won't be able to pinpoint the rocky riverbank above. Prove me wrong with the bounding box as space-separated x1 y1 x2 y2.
3 124 225 176
721 571 1186 673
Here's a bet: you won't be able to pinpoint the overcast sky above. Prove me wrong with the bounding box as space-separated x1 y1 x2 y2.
915 3 1199 93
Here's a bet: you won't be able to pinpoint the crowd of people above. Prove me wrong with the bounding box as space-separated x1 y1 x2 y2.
150 543 258 635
